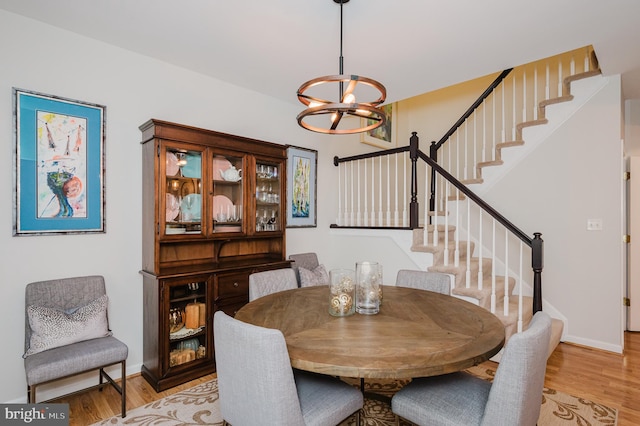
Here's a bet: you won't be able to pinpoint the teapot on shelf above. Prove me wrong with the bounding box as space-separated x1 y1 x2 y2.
220 165 242 182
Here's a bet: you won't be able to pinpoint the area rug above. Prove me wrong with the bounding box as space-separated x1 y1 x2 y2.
94 366 617 426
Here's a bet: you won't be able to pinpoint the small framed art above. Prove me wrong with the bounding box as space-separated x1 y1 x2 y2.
13 88 106 236
361 103 397 149
286 145 317 228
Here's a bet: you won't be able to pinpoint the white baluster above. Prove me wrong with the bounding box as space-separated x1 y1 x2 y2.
378 156 383 226
522 69 527 123
503 229 509 316
349 161 354 226
533 65 538 120
356 161 361 227
517 242 524 333
482 99 486 163
337 162 342 226
443 180 449 266
473 112 477 181
545 62 550 100
512 75 516 140
432 171 439 247
558 61 563 97
477 209 483 290
386 156 391 226
394 154 399 226
501 83 506 142
465 198 471 287
570 55 575 76
463 121 468 181
491 219 496 314
363 159 368 227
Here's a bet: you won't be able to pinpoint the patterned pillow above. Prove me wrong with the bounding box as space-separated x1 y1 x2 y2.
24 294 112 357
299 264 330 287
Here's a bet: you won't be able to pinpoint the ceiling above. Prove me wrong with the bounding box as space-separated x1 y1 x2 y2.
2 0 640 104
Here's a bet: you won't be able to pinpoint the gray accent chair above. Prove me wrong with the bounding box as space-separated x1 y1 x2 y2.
214 310 363 425
289 252 320 287
391 311 552 426
24 275 128 417
395 269 451 295
248 268 298 301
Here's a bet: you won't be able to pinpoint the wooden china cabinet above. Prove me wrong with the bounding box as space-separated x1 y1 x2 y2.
139 119 290 391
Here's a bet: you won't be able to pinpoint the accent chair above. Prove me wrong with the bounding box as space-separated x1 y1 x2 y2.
24 275 128 417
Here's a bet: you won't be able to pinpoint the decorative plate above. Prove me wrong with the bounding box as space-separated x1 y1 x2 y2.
213 194 233 218
212 156 232 181
166 152 180 176
166 194 180 221
181 153 201 178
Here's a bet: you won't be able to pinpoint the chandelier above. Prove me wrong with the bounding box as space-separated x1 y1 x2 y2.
296 0 387 135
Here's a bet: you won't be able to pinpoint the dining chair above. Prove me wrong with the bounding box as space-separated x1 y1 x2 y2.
289 252 323 286
391 311 552 426
213 310 363 426
395 269 451 295
248 268 298 301
24 275 128 417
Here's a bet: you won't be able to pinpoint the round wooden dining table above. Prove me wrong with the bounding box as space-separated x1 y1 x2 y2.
234 285 505 379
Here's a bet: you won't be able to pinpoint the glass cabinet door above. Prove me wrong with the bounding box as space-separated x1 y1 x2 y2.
164 147 203 236
255 161 282 232
212 154 243 233
165 276 211 370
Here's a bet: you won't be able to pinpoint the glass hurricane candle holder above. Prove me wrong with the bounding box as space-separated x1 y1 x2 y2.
329 269 355 317
355 261 381 315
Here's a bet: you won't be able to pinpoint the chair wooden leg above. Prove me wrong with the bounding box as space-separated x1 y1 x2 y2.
121 360 127 418
27 385 35 404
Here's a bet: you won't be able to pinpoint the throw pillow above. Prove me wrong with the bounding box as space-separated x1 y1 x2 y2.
24 294 112 357
299 264 330 287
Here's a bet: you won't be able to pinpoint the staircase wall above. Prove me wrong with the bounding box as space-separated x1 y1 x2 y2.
480 75 624 353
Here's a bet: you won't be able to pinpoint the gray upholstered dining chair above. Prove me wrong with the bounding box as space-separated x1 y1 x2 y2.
24 275 128 417
395 269 451 295
289 252 320 285
391 311 552 426
248 268 298 301
214 310 363 426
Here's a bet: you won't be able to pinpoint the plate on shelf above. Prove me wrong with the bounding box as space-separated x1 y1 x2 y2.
166 152 180 176
212 156 232 181
213 194 234 218
166 194 180 221
181 153 201 178
181 194 201 221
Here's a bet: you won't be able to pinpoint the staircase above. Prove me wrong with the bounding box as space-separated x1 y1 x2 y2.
331 46 603 356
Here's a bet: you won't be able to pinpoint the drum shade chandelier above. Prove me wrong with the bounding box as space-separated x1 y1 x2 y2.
296 0 387 134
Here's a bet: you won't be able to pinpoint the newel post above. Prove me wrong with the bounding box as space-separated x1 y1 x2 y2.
531 232 544 313
409 132 419 228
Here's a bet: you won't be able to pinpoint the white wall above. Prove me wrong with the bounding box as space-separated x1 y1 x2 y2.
0 10 351 403
481 76 624 352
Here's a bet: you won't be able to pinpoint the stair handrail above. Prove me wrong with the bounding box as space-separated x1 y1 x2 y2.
332 132 543 312
433 68 513 151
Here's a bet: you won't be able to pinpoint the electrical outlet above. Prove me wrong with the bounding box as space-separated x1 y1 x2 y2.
587 219 603 231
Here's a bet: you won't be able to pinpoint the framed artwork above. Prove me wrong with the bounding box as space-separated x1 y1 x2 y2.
286 145 317 228
13 88 106 236
361 103 397 149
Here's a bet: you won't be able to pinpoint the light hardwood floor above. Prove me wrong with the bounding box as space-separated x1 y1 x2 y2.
54 332 640 425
